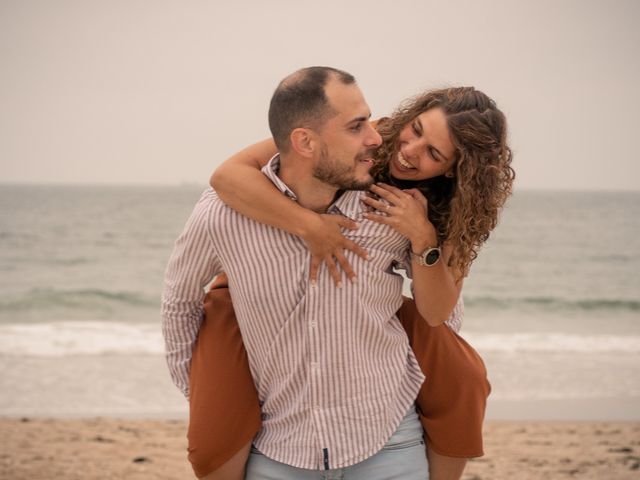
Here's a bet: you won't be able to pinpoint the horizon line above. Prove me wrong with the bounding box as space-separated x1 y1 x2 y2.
0 181 638 194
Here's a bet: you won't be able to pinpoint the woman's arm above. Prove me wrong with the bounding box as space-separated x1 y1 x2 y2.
209 138 276 195
362 183 462 326
409 241 464 327
210 139 368 286
211 139 309 236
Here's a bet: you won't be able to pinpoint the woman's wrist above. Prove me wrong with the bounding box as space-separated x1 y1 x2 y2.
409 223 439 253
295 210 325 240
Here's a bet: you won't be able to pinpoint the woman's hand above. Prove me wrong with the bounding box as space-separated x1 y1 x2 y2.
301 214 369 287
361 183 438 251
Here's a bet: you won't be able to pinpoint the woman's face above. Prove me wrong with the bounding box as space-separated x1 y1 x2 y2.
388 107 457 181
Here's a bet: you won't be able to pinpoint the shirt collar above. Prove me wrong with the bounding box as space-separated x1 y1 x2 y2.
261 154 367 219
261 154 298 200
328 189 365 221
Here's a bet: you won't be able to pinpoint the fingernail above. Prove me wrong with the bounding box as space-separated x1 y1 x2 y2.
337 282 342 288
310 280 317 287
350 277 358 284
352 222 360 229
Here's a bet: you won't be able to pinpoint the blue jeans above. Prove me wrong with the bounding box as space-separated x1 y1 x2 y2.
245 406 428 480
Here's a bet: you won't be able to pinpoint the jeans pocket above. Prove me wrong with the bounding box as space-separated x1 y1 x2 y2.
382 438 424 451
250 445 263 455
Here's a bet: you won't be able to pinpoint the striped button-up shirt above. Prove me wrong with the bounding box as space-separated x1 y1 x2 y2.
162 156 459 469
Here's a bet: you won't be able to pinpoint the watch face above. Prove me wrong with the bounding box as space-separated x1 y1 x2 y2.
425 249 440 265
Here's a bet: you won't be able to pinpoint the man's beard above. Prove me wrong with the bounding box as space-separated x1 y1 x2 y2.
312 145 374 191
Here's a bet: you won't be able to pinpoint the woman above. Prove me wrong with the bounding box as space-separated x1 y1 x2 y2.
189 86 514 479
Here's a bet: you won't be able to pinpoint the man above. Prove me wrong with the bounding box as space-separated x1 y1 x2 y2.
162 67 428 478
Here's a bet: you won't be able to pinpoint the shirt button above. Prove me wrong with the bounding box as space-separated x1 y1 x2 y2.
309 321 317 328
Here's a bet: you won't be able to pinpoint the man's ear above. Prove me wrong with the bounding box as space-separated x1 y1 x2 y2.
289 128 316 158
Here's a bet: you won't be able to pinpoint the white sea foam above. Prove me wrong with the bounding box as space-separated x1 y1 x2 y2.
0 321 165 356
1 321 640 356
463 331 640 353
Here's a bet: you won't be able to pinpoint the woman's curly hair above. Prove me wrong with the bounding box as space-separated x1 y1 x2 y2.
371 87 515 280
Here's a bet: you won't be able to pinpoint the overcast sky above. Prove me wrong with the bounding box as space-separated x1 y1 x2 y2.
1 0 639 190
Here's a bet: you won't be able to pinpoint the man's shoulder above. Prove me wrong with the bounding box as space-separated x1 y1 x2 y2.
195 187 225 210
195 187 261 226
187 188 232 227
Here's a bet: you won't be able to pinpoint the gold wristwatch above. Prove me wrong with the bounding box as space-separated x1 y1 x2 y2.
411 246 441 266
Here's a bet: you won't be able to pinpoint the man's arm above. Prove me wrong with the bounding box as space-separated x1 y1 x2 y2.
161 189 222 397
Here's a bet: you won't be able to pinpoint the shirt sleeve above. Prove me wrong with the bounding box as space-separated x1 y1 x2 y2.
161 189 222 398
443 294 464 333
407 272 465 334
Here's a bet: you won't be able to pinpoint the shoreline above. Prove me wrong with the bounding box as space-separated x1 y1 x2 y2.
485 397 640 421
1 418 639 479
3 396 640 422
2 353 639 422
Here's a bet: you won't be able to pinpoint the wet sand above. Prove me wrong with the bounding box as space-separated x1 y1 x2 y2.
1 418 639 479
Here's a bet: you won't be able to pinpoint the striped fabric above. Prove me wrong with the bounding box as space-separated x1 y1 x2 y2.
161 155 460 470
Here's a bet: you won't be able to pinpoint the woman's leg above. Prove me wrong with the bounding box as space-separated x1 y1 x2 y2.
187 274 262 479
426 447 468 480
397 296 491 480
187 286 488 479
200 441 252 480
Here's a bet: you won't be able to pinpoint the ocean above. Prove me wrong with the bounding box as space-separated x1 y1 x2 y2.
0 185 638 420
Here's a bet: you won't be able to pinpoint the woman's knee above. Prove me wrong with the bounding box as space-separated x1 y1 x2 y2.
190 441 251 480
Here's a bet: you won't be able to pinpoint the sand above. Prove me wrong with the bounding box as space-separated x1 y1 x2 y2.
1 418 639 479
466 422 640 479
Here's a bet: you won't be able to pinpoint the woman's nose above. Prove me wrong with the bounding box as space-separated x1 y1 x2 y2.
403 140 419 159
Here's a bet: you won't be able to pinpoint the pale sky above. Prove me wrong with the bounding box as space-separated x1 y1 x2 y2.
1 0 639 190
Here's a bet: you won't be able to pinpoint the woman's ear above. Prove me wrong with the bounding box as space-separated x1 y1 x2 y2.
289 128 316 158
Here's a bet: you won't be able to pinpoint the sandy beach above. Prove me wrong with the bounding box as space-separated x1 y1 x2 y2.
1 418 639 479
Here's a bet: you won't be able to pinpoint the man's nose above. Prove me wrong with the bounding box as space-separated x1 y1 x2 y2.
365 124 382 147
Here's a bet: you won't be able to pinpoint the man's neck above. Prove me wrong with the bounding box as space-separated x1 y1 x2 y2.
278 157 337 213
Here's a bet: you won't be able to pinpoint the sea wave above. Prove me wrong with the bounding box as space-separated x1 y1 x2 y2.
0 288 157 312
0 321 639 357
465 295 640 312
1 290 637 318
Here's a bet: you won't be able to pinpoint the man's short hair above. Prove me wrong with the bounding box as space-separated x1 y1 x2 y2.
268 66 356 152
